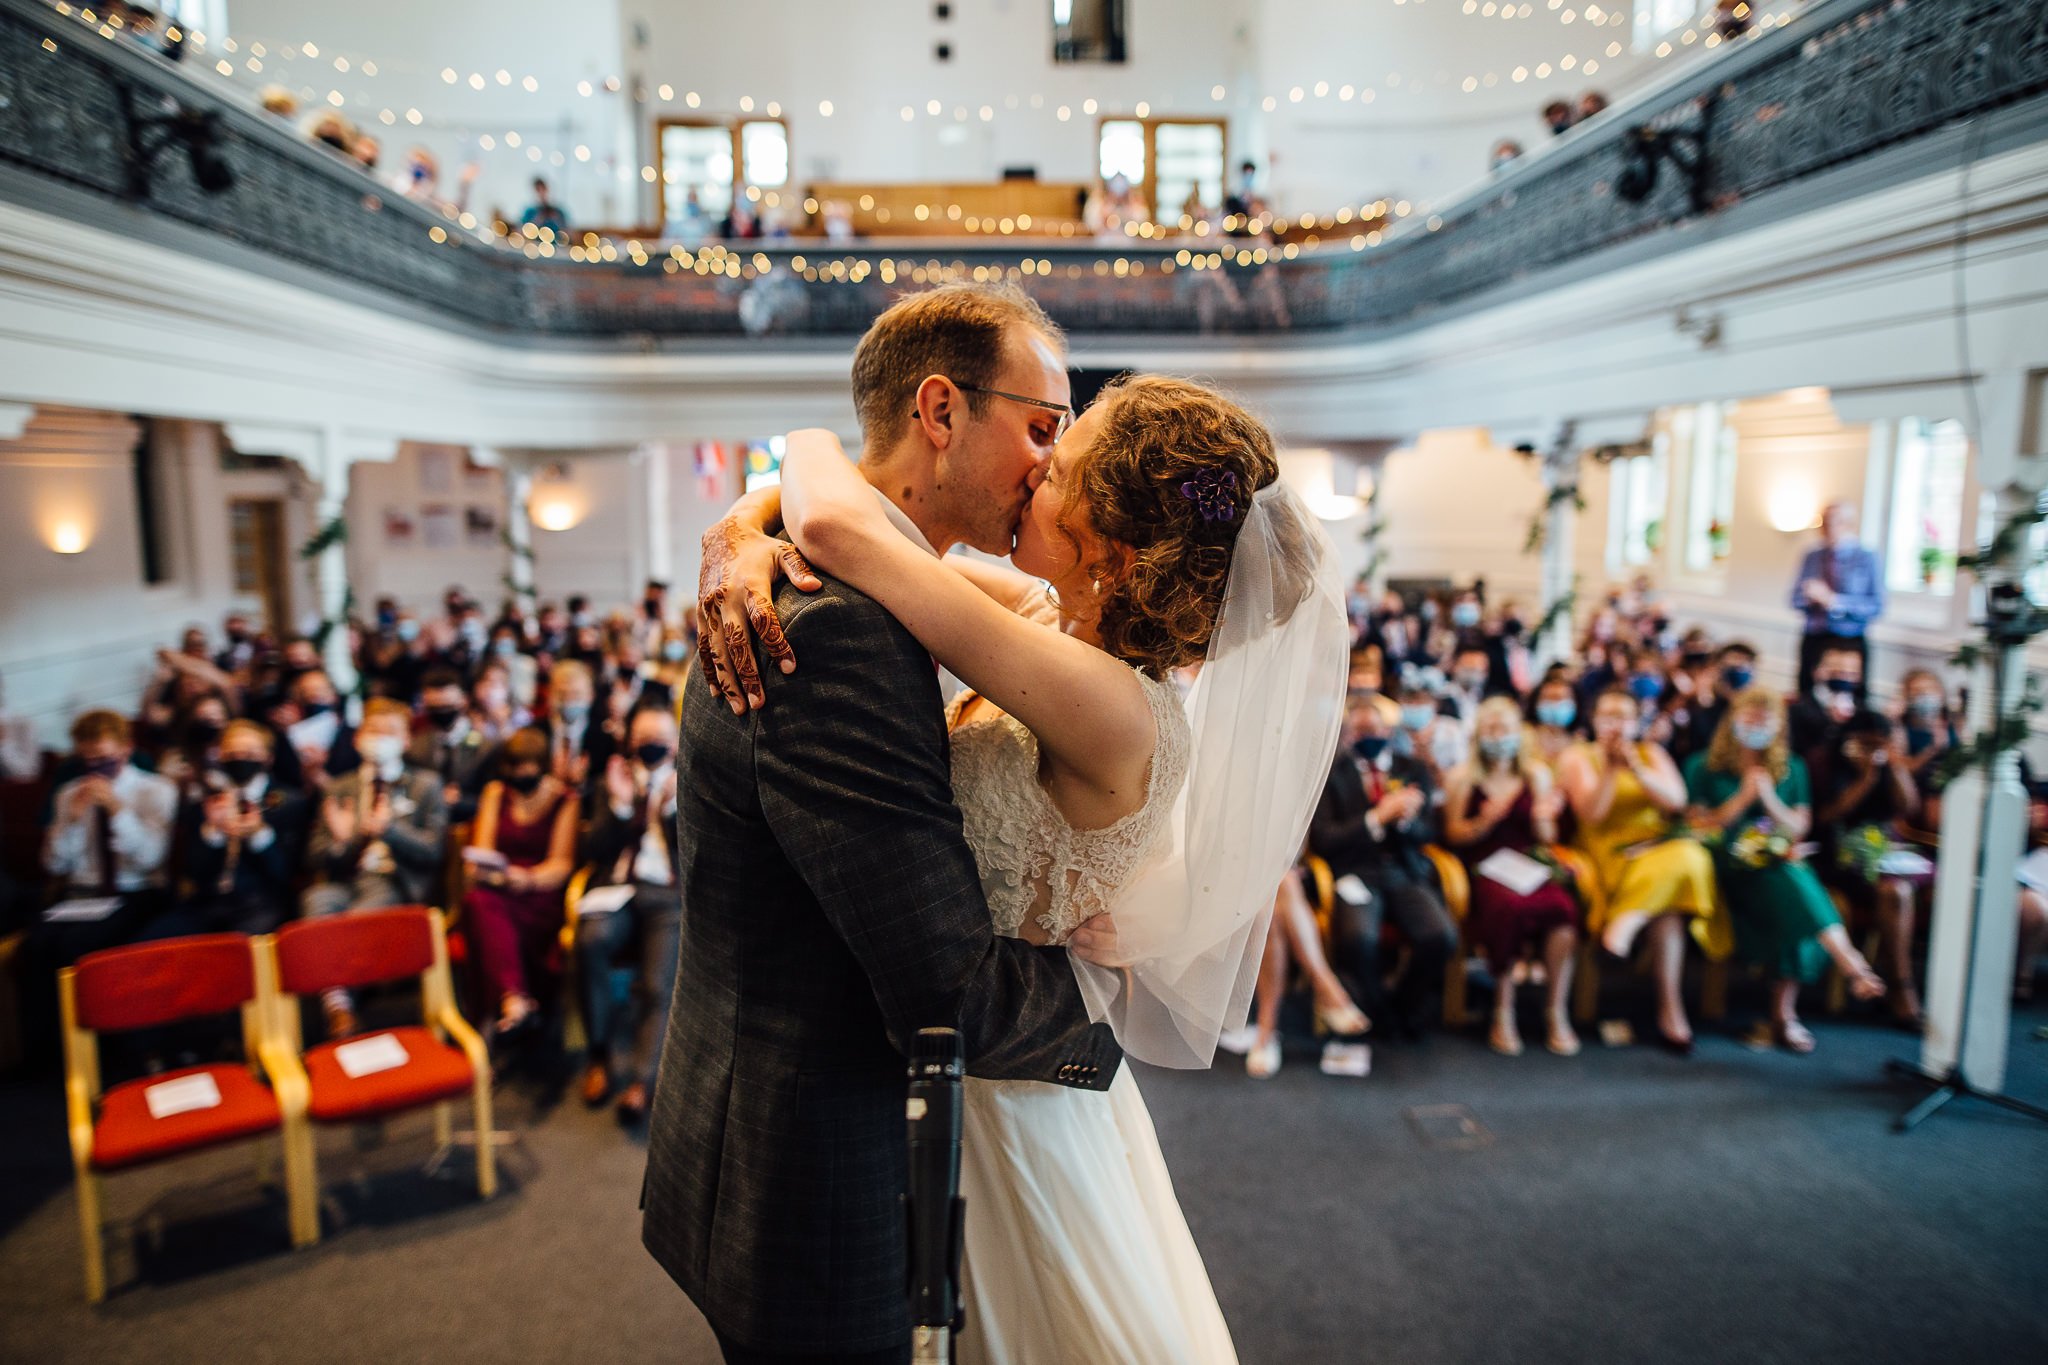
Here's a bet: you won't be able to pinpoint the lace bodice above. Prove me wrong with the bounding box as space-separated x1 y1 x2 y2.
947 670 1191 945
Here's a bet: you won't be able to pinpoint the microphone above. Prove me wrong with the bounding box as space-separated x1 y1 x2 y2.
906 1027 966 1365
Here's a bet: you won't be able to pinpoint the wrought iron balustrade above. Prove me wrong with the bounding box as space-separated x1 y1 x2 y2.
0 0 2043 344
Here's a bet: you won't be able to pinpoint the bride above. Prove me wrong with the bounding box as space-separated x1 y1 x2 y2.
701 374 1347 1363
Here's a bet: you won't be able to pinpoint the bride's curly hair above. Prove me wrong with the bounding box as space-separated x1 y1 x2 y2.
1058 375 1285 676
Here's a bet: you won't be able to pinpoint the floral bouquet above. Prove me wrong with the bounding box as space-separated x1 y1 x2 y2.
1724 818 1794 870
1834 823 1893 884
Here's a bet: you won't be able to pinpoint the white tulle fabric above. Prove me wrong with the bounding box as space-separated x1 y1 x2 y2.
1072 481 1351 1068
947 671 1190 944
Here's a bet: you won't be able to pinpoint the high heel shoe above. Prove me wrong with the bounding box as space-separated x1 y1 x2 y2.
1246 1038 1282 1080
1655 1029 1695 1057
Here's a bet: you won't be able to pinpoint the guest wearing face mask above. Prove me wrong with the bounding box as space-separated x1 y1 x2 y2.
1897 669 1959 791
1444 697 1581 1057
1685 690 1885 1052
408 668 498 825
269 668 357 794
1395 681 1465 788
301 699 449 1039
575 708 689 1120
1792 501 1884 700
484 624 540 709
1363 591 1423 676
154 722 310 939
1528 675 1584 773
462 727 579 1044
155 692 232 795
1789 643 1863 774
539 659 612 799
1309 691 1459 1037
600 625 674 747
39 710 180 960
648 625 697 695
471 660 533 742
1446 643 1507 725
1814 708 1927 1026
1559 688 1729 1053
1674 642 1758 764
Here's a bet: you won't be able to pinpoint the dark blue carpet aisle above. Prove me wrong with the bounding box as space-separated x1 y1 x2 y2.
3 1009 2045 1364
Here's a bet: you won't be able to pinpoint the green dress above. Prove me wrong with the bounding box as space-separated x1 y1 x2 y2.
1683 753 1841 982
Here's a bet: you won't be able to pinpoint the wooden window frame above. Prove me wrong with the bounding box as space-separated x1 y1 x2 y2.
655 116 792 207
1093 114 1228 213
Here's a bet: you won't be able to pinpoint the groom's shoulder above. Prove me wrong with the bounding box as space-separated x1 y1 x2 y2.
774 574 917 653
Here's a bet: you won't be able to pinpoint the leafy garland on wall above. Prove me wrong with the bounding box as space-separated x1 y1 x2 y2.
500 528 536 602
296 515 353 654
1358 486 1387 582
1524 483 1587 555
1532 577 1581 647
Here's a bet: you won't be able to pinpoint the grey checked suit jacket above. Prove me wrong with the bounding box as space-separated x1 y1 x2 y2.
640 575 1122 1357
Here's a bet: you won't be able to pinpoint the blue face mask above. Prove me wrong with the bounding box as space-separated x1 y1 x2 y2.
1908 694 1942 719
1401 704 1437 732
1722 664 1754 692
1734 720 1779 751
1480 734 1521 764
1823 678 1857 696
1352 735 1389 762
1419 601 1440 622
1628 673 1663 702
396 619 421 643
493 637 518 658
1536 699 1576 729
1451 603 1481 629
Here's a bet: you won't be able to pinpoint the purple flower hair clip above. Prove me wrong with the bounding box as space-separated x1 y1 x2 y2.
1180 468 1239 523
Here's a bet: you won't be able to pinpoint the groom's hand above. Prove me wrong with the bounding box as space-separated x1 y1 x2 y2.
698 514 821 713
1067 913 1130 968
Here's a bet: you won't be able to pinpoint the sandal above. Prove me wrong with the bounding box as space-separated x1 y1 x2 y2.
1774 1018 1817 1054
1246 1038 1282 1080
1489 1019 1524 1057
1316 1001 1371 1037
1545 1013 1582 1057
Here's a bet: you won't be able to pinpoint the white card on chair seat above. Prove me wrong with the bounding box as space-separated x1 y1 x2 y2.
1476 848 1551 897
334 1032 410 1079
144 1072 222 1120
43 897 122 923
575 884 636 917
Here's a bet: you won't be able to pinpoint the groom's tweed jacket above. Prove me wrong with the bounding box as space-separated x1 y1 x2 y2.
642 573 1122 1356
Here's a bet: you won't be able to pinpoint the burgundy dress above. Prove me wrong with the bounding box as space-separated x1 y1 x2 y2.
1458 783 1580 971
465 787 569 1004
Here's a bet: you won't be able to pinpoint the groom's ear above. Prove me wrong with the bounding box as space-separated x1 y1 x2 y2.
911 375 959 449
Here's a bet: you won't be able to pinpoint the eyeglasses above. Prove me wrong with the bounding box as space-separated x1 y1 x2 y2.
915 381 1074 443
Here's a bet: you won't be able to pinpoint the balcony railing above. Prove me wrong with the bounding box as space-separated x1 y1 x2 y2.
1 0 2044 343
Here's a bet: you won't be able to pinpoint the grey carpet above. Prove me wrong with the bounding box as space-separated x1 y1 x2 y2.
3 1001 2046 1365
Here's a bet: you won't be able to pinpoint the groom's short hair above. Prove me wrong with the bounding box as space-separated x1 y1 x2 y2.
851 283 1065 451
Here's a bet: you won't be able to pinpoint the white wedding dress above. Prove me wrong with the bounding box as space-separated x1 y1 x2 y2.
947 670 1240 1365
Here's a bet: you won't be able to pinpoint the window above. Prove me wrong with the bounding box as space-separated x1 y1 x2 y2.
1094 117 1227 215
1883 417 1969 596
1633 0 1704 52
742 436 787 493
657 119 788 227
1678 401 1737 572
1053 0 1128 63
1607 443 1668 572
130 417 170 586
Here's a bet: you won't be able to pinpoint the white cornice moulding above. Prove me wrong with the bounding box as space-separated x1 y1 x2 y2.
222 421 322 468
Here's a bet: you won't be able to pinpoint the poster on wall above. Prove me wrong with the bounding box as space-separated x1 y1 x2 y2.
383 506 417 548
420 503 458 549
419 447 456 494
465 505 500 548
463 456 498 491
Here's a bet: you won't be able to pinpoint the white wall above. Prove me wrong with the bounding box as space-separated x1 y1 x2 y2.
343 441 509 614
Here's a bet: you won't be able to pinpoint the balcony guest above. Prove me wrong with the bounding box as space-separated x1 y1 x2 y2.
522 177 569 236
1790 500 1883 700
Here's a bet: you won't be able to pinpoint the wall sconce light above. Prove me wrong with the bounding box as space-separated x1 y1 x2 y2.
1766 481 1820 534
530 496 582 532
1281 448 1365 522
48 522 89 554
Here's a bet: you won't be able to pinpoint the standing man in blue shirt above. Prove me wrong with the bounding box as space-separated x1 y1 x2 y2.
1791 500 1884 702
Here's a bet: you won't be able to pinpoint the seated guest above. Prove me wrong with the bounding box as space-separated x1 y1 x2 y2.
1684 689 1885 1053
1528 674 1583 772
1789 642 1862 772
270 667 357 793
409 668 497 824
463 727 578 1041
301 699 449 1038
1897 668 1959 793
154 721 310 938
39 710 179 958
1673 641 1757 764
471 658 533 743
647 625 697 697
1308 692 1458 1037
597 624 673 756
1814 708 1927 1026
574 709 690 1118
1445 643 1505 724
539 658 611 792
1395 680 1464 789
1558 688 1728 1053
1244 868 1372 1081
1444 698 1581 1057
153 690 231 795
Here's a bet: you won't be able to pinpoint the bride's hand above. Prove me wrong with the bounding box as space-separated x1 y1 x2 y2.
698 496 822 715
1067 913 1131 968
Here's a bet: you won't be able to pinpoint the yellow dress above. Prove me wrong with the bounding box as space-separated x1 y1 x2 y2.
1569 743 1732 960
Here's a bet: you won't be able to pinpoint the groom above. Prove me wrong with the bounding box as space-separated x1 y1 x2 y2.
642 284 1124 1365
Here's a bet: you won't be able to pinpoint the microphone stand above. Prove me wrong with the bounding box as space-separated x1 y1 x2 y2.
906 1027 966 1365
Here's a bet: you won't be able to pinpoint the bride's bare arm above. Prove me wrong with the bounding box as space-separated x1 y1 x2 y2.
778 434 1155 786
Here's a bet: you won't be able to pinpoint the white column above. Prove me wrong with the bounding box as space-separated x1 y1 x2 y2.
503 460 537 615
1537 424 1582 665
643 441 673 591
1922 371 2041 1090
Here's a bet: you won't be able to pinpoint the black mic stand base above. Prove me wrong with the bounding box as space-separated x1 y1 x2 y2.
1885 1057 2048 1133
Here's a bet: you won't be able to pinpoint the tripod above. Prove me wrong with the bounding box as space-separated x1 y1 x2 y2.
1887 625 2048 1133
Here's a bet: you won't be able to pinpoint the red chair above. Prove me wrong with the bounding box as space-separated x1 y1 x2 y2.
60 934 314 1302
261 907 495 1220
